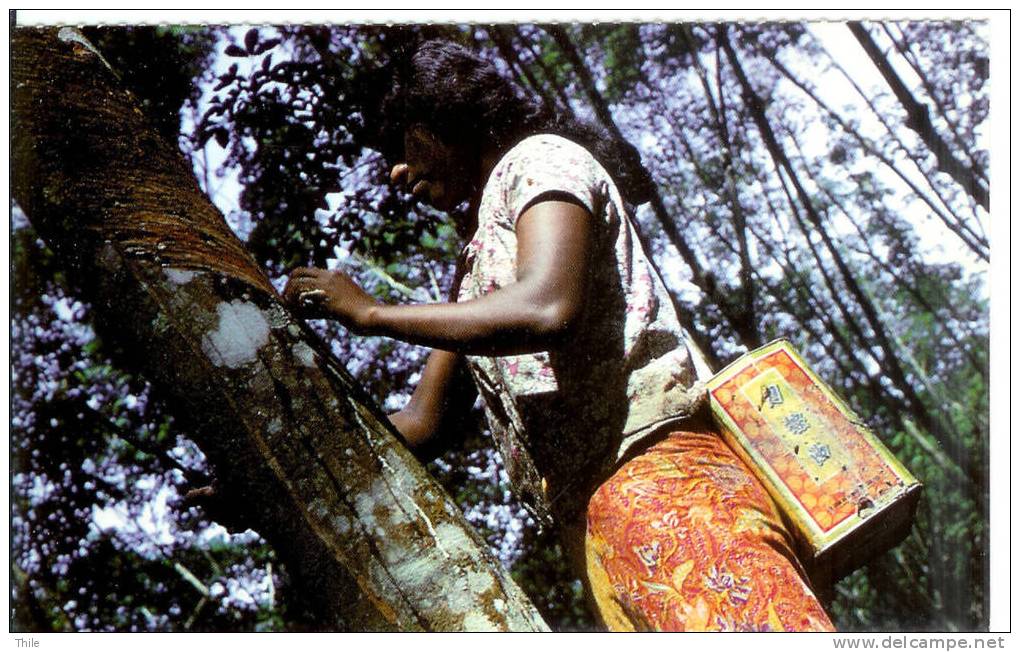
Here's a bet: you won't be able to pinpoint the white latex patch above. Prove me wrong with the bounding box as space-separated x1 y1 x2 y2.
163 268 198 286
57 27 116 72
292 341 317 368
201 300 270 368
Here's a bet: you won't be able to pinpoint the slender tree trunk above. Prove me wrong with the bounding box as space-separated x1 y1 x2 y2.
544 24 760 352
634 72 760 352
677 24 760 347
784 131 987 376
764 49 988 260
12 27 547 633
487 26 564 115
814 35 982 241
878 23 987 184
847 22 988 212
719 27 980 488
515 26 576 113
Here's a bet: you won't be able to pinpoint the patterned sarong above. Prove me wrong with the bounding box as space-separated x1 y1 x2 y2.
585 427 836 631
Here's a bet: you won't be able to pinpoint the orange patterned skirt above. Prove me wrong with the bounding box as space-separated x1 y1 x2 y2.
585 427 835 631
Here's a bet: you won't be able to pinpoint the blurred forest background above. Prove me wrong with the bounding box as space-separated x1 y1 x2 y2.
11 22 990 632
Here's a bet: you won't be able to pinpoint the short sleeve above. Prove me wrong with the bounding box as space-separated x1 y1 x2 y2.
499 135 603 225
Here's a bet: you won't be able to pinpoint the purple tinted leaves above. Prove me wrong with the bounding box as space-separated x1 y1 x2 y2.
243 28 259 54
224 44 248 58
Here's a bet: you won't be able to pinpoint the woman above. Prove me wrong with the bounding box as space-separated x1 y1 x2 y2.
283 39 834 632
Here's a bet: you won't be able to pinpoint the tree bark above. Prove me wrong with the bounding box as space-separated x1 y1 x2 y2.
12 27 548 633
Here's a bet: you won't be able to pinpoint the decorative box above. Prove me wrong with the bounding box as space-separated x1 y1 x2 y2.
706 339 922 583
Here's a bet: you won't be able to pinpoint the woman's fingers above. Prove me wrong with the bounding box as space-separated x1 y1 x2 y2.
283 271 320 305
285 268 327 303
298 289 326 301
282 267 379 329
390 162 409 185
297 289 327 309
412 179 430 198
283 274 328 317
288 267 320 279
391 163 430 199
281 278 301 304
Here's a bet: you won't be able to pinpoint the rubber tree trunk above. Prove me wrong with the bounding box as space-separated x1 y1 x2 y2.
11 26 548 633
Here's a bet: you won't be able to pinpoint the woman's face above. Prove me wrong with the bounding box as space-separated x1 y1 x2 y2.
397 124 477 212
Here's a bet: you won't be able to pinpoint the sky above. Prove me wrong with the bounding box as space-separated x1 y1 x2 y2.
805 22 989 275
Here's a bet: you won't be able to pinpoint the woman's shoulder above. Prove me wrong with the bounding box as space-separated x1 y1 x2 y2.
505 133 597 164
494 133 609 189
482 132 617 228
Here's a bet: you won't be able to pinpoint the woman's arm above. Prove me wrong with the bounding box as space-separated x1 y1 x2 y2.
388 347 475 451
283 198 594 356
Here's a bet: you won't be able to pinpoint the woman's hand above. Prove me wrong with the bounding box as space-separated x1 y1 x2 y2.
390 162 433 202
282 267 379 332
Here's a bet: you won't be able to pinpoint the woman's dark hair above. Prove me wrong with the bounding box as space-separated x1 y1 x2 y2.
361 38 655 207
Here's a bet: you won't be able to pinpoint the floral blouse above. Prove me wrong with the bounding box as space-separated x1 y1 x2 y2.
457 134 705 526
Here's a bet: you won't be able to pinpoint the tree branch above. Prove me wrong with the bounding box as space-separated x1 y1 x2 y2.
848 22 988 212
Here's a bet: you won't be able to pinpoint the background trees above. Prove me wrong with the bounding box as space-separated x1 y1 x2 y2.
11 21 990 632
